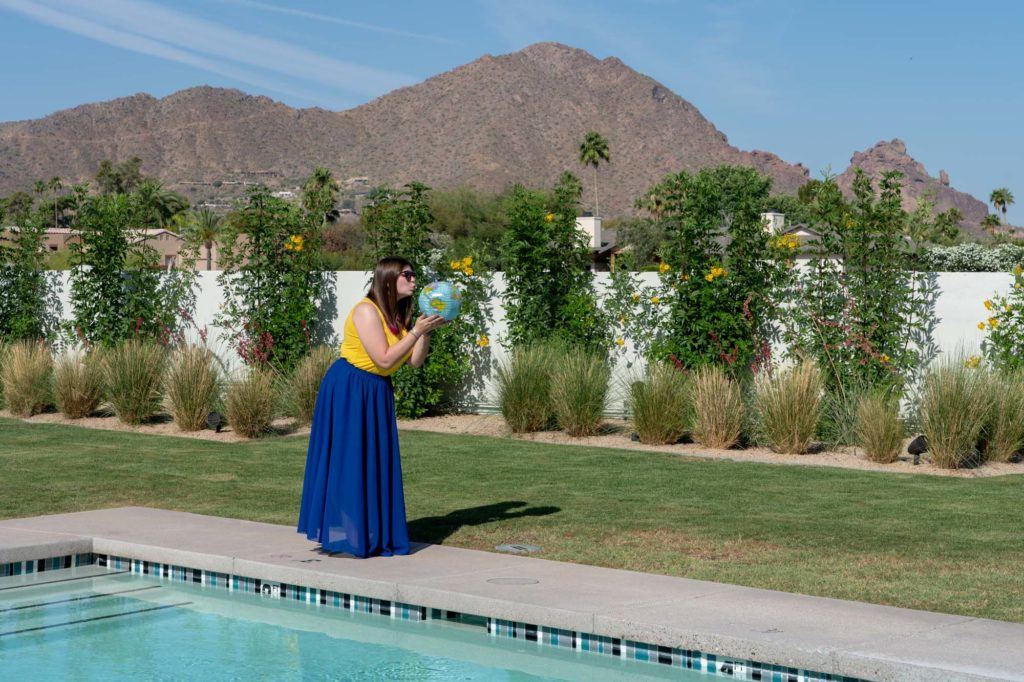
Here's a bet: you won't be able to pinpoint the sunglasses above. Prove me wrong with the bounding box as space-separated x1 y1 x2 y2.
399 269 416 281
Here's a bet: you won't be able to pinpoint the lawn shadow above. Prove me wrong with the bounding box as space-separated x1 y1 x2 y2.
408 501 560 545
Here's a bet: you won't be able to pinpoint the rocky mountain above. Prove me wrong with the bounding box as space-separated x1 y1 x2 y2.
0 43 809 215
0 42 990 231
836 139 988 227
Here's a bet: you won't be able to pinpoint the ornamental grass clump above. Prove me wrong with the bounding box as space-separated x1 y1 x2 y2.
165 344 222 431
918 358 991 469
855 393 904 463
754 362 823 454
286 346 336 424
0 342 8 410
983 371 1024 463
0 340 53 417
101 339 166 425
627 363 691 445
53 351 103 419
549 348 610 437
690 365 745 449
224 367 276 438
496 342 559 433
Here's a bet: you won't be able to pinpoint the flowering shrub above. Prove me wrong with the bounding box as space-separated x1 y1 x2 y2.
362 183 494 418
782 171 938 398
501 173 609 354
980 266 1024 371
607 166 790 373
918 243 1024 272
216 183 331 372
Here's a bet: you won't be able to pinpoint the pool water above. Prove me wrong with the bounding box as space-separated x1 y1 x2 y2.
0 565 698 680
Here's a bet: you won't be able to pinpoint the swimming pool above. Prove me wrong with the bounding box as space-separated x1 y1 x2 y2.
0 564 692 680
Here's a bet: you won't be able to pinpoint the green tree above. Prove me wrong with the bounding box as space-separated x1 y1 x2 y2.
134 180 189 229
982 213 1003 235
990 187 1015 225
578 131 610 217
783 171 938 398
302 167 340 227
186 209 223 271
617 166 787 372
502 174 608 354
216 184 329 372
46 177 62 229
69 192 196 345
95 157 145 195
0 194 61 341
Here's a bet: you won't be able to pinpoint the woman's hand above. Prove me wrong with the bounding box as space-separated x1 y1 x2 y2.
412 314 447 337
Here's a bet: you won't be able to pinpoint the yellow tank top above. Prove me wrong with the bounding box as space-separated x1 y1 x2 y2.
339 298 411 376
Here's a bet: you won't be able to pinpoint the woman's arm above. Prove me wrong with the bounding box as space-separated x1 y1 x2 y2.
352 304 444 371
407 331 431 368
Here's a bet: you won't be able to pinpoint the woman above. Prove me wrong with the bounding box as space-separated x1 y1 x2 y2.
297 256 446 558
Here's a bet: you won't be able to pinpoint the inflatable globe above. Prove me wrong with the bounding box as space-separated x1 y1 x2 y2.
418 281 462 322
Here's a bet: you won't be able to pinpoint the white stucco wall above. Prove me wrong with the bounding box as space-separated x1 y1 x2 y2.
48 271 1016 414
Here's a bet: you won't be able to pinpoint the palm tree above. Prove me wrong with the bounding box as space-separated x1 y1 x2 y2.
302 167 340 225
47 177 62 229
982 213 1002 236
187 209 223 271
634 184 667 221
578 131 610 217
135 180 189 229
989 188 1015 225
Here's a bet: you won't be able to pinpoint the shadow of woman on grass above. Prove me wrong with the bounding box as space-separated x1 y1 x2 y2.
408 501 560 546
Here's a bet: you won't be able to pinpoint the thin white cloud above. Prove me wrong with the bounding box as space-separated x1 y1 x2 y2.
0 0 342 106
0 0 416 103
220 0 458 46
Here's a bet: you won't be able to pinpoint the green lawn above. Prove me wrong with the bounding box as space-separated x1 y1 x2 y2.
2 417 1022 623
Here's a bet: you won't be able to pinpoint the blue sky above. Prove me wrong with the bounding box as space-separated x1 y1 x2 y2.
1 0 1021 222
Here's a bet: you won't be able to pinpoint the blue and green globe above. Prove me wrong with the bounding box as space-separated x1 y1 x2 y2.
418 281 462 322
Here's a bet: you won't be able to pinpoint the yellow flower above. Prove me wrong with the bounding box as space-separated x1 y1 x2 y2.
705 273 714 282
476 335 489 347
658 262 671 274
284 234 304 252
631 293 640 302
965 355 981 368
988 317 999 328
461 256 473 268
984 299 993 311
450 260 462 271
978 322 986 330
618 316 626 324
775 234 799 251
1006 304 1012 312
650 296 660 304
880 354 890 363
1014 265 1023 276
544 213 555 222
463 266 474 276
615 337 625 346
680 274 690 282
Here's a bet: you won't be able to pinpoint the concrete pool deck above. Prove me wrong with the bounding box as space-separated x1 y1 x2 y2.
0 507 1019 681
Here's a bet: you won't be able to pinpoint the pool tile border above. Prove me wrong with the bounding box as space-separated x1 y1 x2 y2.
0 552 94 576
76 552 862 681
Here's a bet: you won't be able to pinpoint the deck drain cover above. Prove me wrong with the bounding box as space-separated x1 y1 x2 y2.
495 544 541 554
486 577 539 585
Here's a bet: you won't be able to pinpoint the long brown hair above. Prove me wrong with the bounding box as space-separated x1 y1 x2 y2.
366 256 413 335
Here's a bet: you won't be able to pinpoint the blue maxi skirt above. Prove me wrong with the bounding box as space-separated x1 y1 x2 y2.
297 358 410 558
